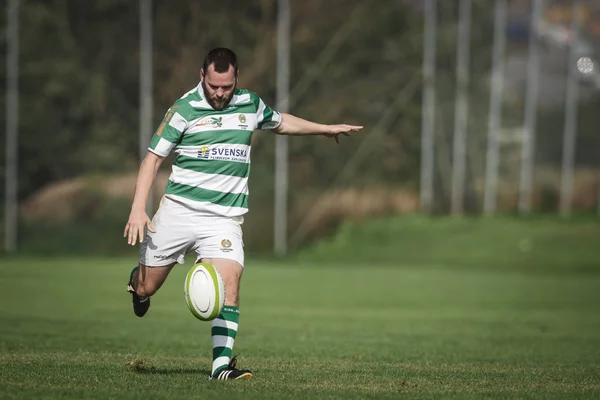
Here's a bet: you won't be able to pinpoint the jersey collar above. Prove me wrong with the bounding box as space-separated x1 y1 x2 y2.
194 82 215 110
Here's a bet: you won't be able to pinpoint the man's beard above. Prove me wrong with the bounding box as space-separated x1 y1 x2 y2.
201 81 234 111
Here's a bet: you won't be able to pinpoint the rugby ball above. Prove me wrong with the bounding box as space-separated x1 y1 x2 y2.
184 263 225 321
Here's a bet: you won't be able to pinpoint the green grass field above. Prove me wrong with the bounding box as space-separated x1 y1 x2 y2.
1 217 600 399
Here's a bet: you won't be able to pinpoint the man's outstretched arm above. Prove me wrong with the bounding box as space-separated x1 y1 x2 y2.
272 113 363 143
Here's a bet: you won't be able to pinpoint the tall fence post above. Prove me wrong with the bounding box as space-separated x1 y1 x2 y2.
140 0 153 215
274 0 291 256
559 1 582 217
483 0 507 215
420 0 437 214
5 0 20 253
451 0 472 214
518 0 544 214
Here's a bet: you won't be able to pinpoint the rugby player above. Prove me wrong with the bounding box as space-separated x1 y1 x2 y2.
123 47 362 380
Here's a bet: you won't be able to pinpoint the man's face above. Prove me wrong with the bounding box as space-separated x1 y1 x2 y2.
201 64 237 110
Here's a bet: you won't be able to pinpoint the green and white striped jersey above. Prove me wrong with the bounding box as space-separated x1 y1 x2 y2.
148 83 281 217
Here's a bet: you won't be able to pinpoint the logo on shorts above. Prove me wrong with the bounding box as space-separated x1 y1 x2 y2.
220 239 233 252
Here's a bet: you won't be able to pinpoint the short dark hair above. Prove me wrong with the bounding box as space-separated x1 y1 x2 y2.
202 48 238 75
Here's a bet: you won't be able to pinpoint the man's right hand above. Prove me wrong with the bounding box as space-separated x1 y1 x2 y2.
124 152 164 246
124 208 156 246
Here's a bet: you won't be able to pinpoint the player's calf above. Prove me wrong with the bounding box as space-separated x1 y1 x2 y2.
126 263 175 317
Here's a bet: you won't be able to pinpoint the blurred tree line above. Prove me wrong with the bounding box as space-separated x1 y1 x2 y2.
0 0 598 253
0 0 427 198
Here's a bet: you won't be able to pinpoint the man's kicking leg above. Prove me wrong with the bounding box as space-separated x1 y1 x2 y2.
127 263 175 317
202 258 252 380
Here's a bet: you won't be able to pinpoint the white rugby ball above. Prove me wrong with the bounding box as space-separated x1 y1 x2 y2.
184 263 225 321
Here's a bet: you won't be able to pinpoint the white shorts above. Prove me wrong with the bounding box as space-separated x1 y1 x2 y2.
139 196 245 267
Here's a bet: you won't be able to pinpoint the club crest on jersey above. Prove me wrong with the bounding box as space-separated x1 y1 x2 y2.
220 239 233 252
196 116 223 128
237 114 248 129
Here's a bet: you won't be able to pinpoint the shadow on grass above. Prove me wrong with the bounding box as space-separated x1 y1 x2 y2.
135 368 211 376
125 357 210 376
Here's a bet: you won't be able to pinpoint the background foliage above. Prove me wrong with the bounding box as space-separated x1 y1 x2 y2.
0 0 599 254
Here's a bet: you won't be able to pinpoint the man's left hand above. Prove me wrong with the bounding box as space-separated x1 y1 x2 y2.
324 124 363 144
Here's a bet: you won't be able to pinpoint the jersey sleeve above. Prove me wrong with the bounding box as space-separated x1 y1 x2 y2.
255 97 282 130
148 103 189 157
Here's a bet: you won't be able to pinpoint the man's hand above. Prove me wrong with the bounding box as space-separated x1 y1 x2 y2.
323 124 363 144
274 113 363 142
124 151 164 246
124 208 156 246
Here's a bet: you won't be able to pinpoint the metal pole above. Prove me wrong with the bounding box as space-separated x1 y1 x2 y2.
274 0 290 256
483 0 507 215
420 0 437 213
451 0 471 214
559 1 582 217
518 0 544 214
5 0 19 253
140 0 153 215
